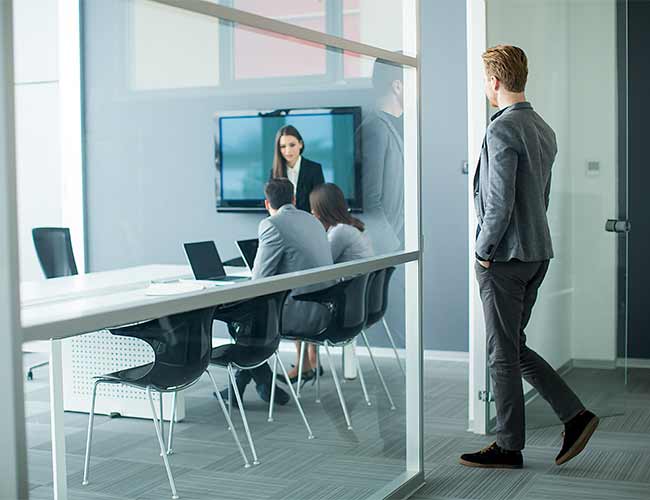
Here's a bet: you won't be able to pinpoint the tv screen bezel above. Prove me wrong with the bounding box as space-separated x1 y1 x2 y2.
215 107 363 213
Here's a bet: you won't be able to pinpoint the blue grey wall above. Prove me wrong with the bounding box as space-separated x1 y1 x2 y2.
82 0 469 352
419 1 469 351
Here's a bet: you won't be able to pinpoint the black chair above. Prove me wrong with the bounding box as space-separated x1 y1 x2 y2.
365 266 404 376
81 306 250 500
207 291 314 466
26 227 79 380
280 274 372 430
32 227 78 278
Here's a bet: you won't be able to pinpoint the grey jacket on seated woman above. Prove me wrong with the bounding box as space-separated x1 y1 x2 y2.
309 183 374 264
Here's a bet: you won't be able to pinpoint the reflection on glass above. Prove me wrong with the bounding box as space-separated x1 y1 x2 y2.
76 1 413 496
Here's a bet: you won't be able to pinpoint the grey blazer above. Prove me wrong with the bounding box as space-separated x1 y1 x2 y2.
252 204 334 335
473 102 556 262
358 110 404 254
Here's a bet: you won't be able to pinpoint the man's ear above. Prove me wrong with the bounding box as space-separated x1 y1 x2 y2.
491 75 500 92
264 199 270 211
392 79 403 96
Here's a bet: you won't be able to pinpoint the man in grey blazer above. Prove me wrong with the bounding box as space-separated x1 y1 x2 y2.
226 178 333 405
460 45 598 469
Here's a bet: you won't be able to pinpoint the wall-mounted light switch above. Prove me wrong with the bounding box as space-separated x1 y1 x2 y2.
586 160 601 176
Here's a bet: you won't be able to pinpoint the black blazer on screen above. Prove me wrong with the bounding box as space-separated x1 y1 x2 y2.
271 157 325 213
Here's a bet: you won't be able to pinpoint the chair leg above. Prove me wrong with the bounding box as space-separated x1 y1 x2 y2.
356 351 371 406
159 391 165 454
297 341 306 398
382 318 405 376
26 360 49 381
146 387 179 500
227 376 232 430
166 392 177 455
361 331 396 410
206 370 250 468
267 356 278 422
276 353 314 439
82 379 101 486
324 344 353 430
315 347 321 404
227 366 260 465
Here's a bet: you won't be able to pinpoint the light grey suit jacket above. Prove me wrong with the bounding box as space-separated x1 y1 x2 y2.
252 204 334 335
474 102 556 262
358 110 404 254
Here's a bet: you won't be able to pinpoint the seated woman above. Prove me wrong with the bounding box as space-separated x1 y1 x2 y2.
283 183 374 382
270 125 324 213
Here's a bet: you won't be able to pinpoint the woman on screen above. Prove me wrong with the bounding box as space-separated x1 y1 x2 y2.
271 125 325 213
282 183 374 384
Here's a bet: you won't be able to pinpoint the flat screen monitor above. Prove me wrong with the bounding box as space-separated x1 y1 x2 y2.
215 107 362 211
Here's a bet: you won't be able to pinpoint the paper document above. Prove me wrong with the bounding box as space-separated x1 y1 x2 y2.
145 281 206 296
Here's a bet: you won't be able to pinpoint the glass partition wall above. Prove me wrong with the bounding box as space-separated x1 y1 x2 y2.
469 0 629 434
13 0 422 499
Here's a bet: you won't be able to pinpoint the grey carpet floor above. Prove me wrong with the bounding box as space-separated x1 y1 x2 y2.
21 352 650 500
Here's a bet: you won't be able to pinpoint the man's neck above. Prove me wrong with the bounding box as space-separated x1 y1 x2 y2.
497 93 526 110
377 96 403 117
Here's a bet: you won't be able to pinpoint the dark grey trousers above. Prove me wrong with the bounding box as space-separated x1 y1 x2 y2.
475 259 585 451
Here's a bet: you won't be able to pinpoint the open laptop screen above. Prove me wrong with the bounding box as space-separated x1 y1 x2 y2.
183 241 226 280
236 239 259 270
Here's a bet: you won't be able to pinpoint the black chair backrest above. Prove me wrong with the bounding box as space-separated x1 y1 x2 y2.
213 290 290 353
109 306 217 391
366 266 395 327
32 227 78 278
321 273 371 344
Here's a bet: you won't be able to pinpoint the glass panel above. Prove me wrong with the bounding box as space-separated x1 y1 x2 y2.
14 1 419 497
226 0 414 57
484 0 628 432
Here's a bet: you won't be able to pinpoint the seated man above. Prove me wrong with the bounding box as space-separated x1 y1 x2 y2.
222 178 334 405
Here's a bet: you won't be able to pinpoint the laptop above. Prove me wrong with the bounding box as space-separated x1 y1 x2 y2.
236 238 259 271
183 241 249 283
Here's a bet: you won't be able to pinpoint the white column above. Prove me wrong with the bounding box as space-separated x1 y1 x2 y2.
403 0 423 473
59 0 85 271
466 0 488 435
0 1 29 497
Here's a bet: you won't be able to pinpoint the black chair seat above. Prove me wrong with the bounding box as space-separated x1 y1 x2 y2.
97 360 203 392
210 343 278 369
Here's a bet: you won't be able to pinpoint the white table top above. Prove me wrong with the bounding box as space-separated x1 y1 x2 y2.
19 252 416 343
20 264 251 342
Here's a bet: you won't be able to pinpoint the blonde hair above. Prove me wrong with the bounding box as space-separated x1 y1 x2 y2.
482 45 528 93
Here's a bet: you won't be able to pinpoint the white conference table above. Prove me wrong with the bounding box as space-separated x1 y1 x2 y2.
19 261 370 500
21 264 251 500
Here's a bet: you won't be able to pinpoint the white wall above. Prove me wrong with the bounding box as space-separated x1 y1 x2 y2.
486 0 619 369
13 0 63 281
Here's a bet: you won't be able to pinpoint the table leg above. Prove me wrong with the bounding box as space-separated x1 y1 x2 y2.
50 339 68 500
342 339 358 380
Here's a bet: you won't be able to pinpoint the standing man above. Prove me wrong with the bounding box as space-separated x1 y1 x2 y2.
460 45 598 469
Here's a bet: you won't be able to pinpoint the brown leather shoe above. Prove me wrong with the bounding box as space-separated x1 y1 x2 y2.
556 410 599 465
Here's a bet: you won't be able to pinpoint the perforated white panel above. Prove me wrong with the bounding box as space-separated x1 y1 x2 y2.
62 331 185 421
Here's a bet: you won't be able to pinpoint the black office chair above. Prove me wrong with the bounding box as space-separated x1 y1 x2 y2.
26 227 79 380
81 306 251 500
279 274 372 430
365 266 404 376
206 291 314 466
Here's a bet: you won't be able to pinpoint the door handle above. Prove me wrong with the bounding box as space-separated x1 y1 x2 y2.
605 219 631 233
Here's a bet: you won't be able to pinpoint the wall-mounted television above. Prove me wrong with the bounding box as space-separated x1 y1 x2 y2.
215 107 362 212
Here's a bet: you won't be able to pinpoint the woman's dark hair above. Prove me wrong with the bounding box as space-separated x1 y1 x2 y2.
264 178 294 209
309 183 364 232
272 125 304 179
